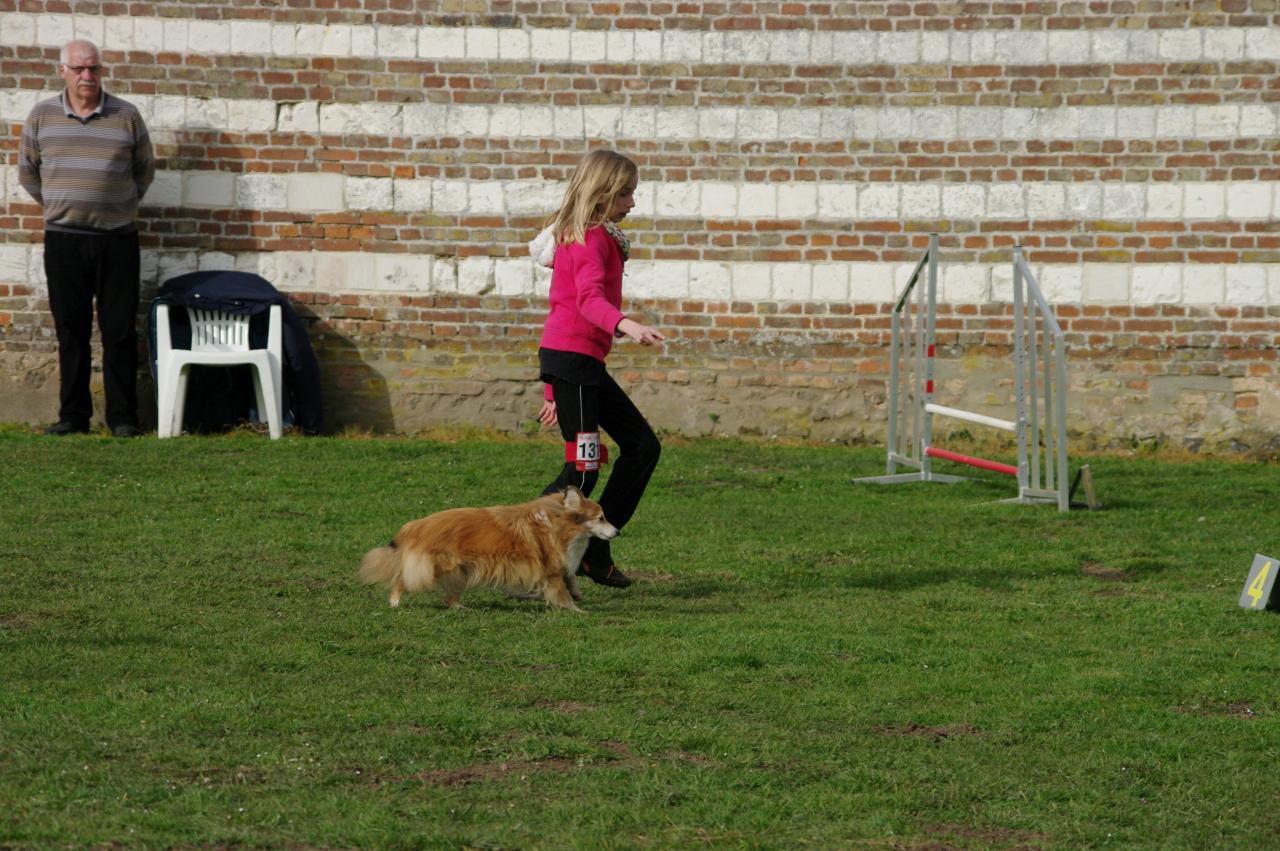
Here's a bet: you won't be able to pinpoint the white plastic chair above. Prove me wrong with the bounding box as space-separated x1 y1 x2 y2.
155 304 283 439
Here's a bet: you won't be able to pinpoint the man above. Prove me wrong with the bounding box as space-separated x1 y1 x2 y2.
19 40 154 437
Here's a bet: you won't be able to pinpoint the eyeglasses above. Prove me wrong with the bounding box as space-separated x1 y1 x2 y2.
63 65 102 76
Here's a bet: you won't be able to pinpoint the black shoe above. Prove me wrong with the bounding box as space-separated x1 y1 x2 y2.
111 423 142 438
577 559 632 588
44 420 90 435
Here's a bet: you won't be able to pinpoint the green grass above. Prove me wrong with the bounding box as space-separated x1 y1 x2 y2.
2 426 1279 849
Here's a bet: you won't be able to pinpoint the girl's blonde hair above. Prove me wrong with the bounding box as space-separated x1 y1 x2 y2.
545 150 638 245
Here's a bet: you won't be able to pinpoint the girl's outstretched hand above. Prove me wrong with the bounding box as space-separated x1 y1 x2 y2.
617 317 666 347
538 399 558 426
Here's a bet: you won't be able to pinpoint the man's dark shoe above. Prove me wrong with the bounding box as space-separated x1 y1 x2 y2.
44 420 90 435
577 559 632 588
111 423 142 438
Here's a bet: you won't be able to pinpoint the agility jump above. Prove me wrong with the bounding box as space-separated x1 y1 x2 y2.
856 234 1071 511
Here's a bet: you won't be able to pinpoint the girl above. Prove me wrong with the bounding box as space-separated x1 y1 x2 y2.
531 149 664 589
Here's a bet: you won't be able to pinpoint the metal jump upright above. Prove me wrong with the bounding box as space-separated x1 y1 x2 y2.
856 235 1071 511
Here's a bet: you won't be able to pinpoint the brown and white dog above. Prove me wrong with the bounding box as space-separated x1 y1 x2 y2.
358 487 617 612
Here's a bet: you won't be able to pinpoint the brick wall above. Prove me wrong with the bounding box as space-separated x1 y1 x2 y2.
1 6 1278 452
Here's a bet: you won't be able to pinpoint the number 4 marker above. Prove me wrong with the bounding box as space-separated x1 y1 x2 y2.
1239 554 1278 611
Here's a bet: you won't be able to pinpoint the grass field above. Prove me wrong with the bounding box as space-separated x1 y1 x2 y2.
3 426 1279 849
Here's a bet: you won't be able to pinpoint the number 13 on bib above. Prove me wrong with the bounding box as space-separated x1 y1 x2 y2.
567 431 609 472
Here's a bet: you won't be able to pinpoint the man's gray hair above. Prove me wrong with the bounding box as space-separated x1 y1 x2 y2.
59 40 101 66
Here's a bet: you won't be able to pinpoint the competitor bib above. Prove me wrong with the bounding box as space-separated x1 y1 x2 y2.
566 431 609 471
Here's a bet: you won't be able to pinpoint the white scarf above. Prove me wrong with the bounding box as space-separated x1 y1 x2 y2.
528 221 630 269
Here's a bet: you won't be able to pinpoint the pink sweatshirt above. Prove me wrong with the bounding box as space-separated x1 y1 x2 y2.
539 226 626 399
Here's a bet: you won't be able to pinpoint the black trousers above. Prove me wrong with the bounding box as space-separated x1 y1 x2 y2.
541 370 661 567
43 230 141 428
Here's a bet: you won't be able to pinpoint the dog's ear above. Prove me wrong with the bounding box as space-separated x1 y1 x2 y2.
563 486 582 509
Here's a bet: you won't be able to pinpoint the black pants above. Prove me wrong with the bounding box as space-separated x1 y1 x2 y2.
43 230 141 428
542 371 661 567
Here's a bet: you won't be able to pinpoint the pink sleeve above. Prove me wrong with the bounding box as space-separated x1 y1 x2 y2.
568 232 625 335
544 383 554 402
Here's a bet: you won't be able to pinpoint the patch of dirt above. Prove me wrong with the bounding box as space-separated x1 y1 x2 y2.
1081 561 1134 582
626 570 675 582
1176 701 1258 719
873 723 982 742
407 756 581 786
536 699 592 714
920 821 1048 849
0 612 39 630
380 739 647 786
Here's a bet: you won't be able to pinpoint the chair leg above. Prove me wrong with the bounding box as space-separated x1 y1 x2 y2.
157 362 176 438
253 363 283 440
172 365 190 437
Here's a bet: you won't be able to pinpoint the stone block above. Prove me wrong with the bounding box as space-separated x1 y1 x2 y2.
288 173 345 212
35 15 73 48
494 258 534 296
1226 183 1271 219
378 25 416 58
1131 265 1181 303
227 100 277 134
1204 29 1244 61
773 264 810 301
378 253 434 293
739 184 777 218
901 185 940 218
0 15 36 48
699 108 737 141
458 257 495 296
859 184 899 219
739 108 778 140
690 262 732 301
147 171 184 208
942 184 985 219
655 182 699 217
817 184 858 220
811 264 849 302
850 263 894 302
663 30 703 61
1225 265 1267 305
347 177 393 212
778 184 818 218
1037 264 1084 303
732 264 772 300
423 26 467 59
649 261 690 298
1195 105 1238 138
185 172 234 208
1028 184 1069 220
1182 266 1225 304
0 245 30 283
583 106 622 138
278 102 320 133
431 179 467 214
1082 264 1129 303
1145 184 1182 219
701 182 738 219
943 264 988 303
570 31 606 61
394 179 432 212
1183 183 1225 219
468 182 505 215
187 21 230 55
605 31 634 61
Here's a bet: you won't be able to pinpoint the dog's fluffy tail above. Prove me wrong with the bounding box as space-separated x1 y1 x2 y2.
358 542 402 589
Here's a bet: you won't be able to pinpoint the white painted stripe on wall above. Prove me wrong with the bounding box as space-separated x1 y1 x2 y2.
4 13 1280 65
8 168 1278 222
2 243 1277 306
3 91 1277 142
